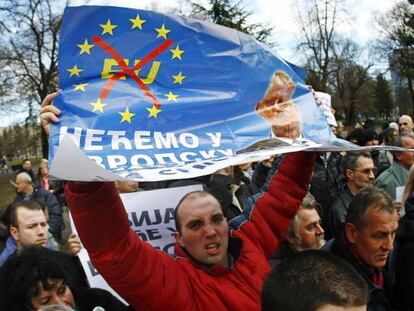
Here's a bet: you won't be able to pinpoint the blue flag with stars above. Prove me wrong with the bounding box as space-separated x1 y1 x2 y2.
50 5 336 181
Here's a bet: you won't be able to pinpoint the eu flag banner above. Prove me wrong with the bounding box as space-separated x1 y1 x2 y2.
49 5 335 181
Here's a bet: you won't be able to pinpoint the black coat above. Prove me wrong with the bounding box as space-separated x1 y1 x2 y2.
207 173 256 220
310 152 343 239
268 239 296 268
393 193 414 311
328 184 353 238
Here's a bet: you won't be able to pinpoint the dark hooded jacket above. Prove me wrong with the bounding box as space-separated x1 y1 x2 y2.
393 193 414 311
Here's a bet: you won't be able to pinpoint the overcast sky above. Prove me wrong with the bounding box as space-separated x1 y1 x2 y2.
69 0 400 62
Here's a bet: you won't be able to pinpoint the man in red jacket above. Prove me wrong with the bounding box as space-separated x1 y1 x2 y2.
41 92 316 311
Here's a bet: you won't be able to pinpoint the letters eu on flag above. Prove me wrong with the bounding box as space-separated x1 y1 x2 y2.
49 5 335 181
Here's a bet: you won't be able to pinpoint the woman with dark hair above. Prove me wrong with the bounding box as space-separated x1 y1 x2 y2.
358 129 390 176
0 246 129 311
381 127 399 165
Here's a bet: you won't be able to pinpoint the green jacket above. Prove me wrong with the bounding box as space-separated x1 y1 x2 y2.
375 161 408 199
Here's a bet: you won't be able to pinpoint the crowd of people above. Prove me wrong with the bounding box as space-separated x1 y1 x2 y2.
0 93 414 311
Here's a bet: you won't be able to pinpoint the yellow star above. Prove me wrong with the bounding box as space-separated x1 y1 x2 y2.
119 107 136 123
90 99 106 113
100 19 117 35
147 105 162 118
172 71 186 84
130 14 146 30
67 65 83 77
155 24 171 39
77 39 95 55
170 45 184 60
165 91 179 102
73 83 88 92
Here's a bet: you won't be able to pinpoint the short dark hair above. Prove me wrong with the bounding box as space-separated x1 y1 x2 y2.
0 246 69 311
342 151 372 179
22 158 31 164
4 200 45 228
261 250 369 311
346 128 364 145
345 186 394 229
174 190 215 233
359 129 379 146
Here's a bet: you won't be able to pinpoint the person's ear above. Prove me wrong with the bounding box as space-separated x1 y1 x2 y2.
284 233 297 245
174 231 185 247
344 223 357 244
345 169 354 181
394 152 403 162
10 226 19 241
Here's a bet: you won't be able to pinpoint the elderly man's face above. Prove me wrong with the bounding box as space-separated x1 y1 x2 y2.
396 136 414 170
16 176 31 194
175 194 229 267
257 72 301 139
290 208 325 251
399 116 414 134
346 206 398 268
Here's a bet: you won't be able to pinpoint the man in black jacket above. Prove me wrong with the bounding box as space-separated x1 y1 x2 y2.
324 186 398 311
393 192 414 310
329 151 376 238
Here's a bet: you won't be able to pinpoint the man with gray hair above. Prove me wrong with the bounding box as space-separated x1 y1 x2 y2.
323 186 398 311
13 172 62 241
269 192 325 267
399 115 414 134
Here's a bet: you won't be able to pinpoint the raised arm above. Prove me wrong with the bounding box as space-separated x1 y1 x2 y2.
229 151 316 258
40 93 191 310
65 182 192 310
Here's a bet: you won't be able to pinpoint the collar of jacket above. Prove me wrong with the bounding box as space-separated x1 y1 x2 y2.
332 237 385 291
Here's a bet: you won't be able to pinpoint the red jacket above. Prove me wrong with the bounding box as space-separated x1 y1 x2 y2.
65 151 316 311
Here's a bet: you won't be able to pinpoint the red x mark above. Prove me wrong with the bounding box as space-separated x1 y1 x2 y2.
92 35 173 109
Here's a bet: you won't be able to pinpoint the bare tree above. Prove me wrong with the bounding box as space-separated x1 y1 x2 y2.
330 39 373 125
294 0 378 125
294 0 346 92
0 0 61 158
